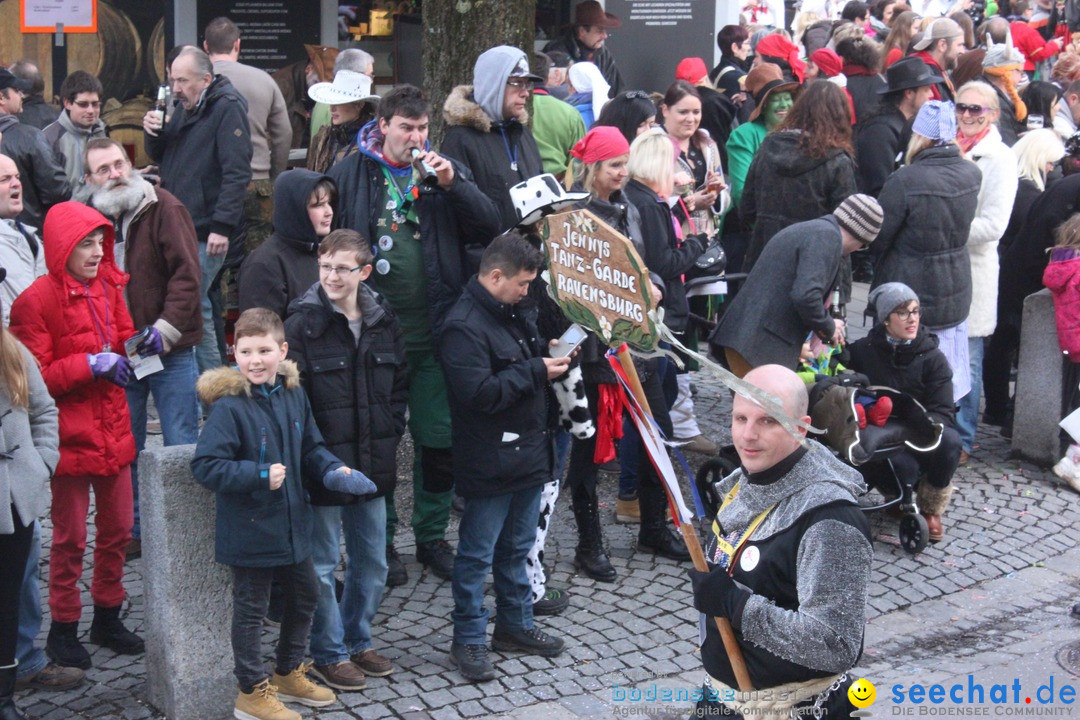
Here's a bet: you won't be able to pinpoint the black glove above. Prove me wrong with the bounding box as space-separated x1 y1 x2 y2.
689 567 752 625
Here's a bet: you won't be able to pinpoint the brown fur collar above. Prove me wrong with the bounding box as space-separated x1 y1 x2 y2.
442 84 529 133
196 359 301 404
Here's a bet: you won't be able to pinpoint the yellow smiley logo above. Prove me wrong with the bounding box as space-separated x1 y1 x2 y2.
848 678 877 708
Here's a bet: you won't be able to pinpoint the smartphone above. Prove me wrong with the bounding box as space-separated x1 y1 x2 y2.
550 323 588 358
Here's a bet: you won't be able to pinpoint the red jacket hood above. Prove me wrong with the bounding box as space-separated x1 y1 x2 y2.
42 201 125 286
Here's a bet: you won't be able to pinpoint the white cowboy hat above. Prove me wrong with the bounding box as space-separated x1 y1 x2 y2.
509 173 590 227
307 70 379 105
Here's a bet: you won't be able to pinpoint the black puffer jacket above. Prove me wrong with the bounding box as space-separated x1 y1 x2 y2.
623 179 704 334
238 169 331 318
871 144 981 330
846 324 956 426
145 74 253 242
284 282 408 503
0 114 69 230
855 104 909 197
440 85 544 230
327 147 501 342
439 276 555 498
709 57 748 98
741 130 857 271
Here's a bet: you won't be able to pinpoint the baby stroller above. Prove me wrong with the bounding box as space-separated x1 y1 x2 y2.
694 379 944 554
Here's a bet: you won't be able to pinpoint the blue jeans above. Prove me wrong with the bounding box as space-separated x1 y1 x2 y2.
451 485 542 645
309 499 389 665
197 242 224 373
16 521 46 680
956 336 986 453
126 348 199 539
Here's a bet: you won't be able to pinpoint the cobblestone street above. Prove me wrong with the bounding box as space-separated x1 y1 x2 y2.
14 286 1080 719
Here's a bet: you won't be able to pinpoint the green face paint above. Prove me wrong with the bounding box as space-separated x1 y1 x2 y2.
763 91 793 131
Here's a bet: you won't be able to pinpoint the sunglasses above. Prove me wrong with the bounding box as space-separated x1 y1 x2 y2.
955 103 989 116
625 90 651 100
506 77 534 90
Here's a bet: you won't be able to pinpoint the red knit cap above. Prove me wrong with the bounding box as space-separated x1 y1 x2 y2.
810 48 843 78
755 34 806 83
675 57 708 84
570 125 631 164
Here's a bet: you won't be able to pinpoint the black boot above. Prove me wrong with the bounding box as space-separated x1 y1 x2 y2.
636 481 691 561
0 664 27 720
45 621 91 670
89 605 145 655
572 495 617 582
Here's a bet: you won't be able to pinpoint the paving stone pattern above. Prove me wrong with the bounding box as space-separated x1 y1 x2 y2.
15 286 1080 719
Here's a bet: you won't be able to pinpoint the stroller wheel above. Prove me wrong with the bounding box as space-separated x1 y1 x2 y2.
898 513 929 554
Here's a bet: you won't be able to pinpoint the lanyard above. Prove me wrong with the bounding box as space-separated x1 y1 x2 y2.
499 127 520 172
710 480 775 575
380 164 417 212
83 279 112 353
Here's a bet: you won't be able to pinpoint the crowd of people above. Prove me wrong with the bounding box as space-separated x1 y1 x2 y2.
1 0 1080 718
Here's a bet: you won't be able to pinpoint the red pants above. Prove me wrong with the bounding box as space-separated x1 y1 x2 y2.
49 468 133 622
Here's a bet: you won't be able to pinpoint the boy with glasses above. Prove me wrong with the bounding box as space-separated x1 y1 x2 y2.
43 71 107 196
284 229 407 690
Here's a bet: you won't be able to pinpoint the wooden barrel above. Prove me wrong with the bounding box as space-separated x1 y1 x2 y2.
147 18 164 88
103 95 153 168
68 2 142 102
0 0 54 98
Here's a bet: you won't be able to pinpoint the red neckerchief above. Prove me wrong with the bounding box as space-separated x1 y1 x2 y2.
842 62 877 76
957 126 991 155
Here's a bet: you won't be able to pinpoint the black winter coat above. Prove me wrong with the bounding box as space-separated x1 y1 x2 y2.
846 324 956 426
440 277 555 498
284 283 408 503
871 144 981 329
623 179 704 333
17 97 60 131
998 174 1080 326
855 104 908 197
191 361 342 567
238 169 331 319
328 151 501 341
440 86 545 230
145 74 253 242
698 86 738 168
542 32 624 97
709 57 748 99
0 114 69 230
845 71 886 128
741 130 857 271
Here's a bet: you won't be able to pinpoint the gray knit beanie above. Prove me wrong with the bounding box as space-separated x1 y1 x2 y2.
833 194 884 246
869 282 919 324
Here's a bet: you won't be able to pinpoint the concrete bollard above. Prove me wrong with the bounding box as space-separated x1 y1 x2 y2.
140 445 235 720
1012 289 1063 467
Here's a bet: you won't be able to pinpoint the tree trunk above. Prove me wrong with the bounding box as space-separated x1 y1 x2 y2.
423 0 536 146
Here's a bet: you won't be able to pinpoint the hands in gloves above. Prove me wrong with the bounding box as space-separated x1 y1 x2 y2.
88 353 134 387
688 566 752 625
135 326 164 357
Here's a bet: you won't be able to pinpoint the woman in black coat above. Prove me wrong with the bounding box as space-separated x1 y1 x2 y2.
872 100 981 402
740 81 858 297
847 283 962 543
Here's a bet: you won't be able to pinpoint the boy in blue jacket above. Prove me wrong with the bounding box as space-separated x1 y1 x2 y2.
191 307 376 720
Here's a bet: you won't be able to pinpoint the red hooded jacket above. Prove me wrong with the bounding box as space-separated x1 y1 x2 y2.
1044 255 1080 360
10 201 136 477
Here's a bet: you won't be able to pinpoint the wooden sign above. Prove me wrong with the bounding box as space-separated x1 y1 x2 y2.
541 208 658 351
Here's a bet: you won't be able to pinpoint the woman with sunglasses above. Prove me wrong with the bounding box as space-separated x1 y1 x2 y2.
593 90 658 145
0 280 59 720
951 81 1019 463
847 283 963 543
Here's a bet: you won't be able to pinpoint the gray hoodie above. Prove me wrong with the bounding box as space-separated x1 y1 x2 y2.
473 46 531 123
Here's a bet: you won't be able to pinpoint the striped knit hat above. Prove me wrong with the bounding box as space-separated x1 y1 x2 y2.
833 194 883 246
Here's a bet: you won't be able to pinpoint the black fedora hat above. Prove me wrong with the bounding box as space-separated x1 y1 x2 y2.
878 56 943 94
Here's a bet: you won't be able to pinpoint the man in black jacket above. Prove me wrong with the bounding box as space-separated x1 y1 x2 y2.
441 45 545 229
0 69 70 231
329 84 501 585
143 47 252 372
688 364 872 713
542 1 624 97
440 232 568 683
855 57 939 197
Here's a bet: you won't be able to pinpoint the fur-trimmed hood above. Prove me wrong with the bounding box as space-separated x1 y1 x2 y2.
196 359 301 404
443 85 529 133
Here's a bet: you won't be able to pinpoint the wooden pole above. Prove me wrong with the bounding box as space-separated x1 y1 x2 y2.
615 345 754 692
